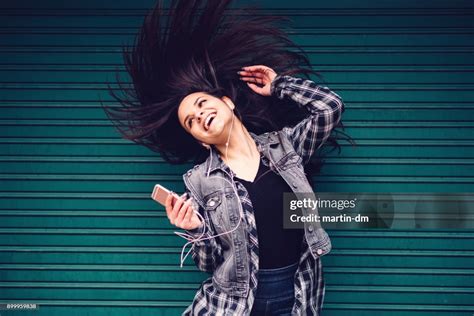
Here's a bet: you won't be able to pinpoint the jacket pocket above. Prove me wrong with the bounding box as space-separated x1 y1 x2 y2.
204 191 222 211
203 190 228 234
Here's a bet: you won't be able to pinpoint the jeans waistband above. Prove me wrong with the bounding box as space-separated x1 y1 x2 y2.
258 261 299 280
258 261 299 275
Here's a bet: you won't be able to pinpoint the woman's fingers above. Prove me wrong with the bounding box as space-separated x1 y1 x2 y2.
170 193 186 225
239 65 277 97
177 199 202 230
181 203 196 228
241 65 270 72
238 70 264 78
164 192 202 230
185 201 195 223
241 66 276 77
165 193 175 220
176 198 192 223
240 76 264 85
246 82 265 95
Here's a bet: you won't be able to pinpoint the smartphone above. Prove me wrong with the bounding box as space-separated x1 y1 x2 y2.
151 184 179 207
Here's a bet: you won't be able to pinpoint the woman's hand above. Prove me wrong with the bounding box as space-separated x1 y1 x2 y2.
238 65 278 96
165 192 203 231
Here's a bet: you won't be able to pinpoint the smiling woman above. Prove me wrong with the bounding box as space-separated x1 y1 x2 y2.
175 65 279 170
177 92 235 145
101 0 352 315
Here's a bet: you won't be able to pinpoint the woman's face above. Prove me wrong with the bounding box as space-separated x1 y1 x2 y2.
177 92 235 146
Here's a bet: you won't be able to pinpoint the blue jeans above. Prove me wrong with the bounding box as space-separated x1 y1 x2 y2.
250 261 299 316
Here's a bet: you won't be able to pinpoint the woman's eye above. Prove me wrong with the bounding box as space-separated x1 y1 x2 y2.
188 100 206 128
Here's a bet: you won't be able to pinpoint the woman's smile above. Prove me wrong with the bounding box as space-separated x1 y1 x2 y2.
203 112 217 131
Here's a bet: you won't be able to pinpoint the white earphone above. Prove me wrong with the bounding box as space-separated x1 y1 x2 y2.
174 104 247 268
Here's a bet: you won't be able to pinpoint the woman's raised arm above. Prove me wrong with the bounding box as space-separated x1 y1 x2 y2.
271 75 345 165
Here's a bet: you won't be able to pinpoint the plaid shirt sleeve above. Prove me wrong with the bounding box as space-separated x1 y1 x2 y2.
182 187 222 274
270 74 345 165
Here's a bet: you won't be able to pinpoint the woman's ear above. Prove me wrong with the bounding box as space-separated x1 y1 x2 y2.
221 96 235 111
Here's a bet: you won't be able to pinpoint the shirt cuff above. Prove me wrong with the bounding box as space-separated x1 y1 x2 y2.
185 222 206 237
270 74 288 98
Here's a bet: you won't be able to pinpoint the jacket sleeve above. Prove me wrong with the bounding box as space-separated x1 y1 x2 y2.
182 187 222 274
270 74 345 165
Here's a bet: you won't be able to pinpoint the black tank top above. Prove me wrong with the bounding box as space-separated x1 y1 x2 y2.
235 158 304 268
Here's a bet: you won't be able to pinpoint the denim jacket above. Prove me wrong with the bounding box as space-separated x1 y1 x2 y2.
179 74 345 315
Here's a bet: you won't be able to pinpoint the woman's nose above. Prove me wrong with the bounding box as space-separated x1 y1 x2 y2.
197 111 204 121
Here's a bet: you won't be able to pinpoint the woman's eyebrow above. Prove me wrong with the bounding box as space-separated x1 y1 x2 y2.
193 96 202 106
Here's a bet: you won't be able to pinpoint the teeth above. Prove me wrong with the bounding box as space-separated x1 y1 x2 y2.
204 113 216 130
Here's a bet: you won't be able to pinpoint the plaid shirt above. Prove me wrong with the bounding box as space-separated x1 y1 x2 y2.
179 75 345 315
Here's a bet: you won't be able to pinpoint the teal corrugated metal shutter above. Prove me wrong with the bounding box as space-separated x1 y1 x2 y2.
1 0 473 315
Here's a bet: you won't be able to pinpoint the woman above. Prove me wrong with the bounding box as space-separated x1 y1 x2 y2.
103 1 351 315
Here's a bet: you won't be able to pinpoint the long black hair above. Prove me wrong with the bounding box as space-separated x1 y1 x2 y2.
102 0 355 181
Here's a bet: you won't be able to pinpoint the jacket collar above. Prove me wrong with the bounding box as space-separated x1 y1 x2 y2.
204 131 280 175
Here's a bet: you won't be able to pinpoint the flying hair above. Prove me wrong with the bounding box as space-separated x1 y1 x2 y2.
103 0 351 167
